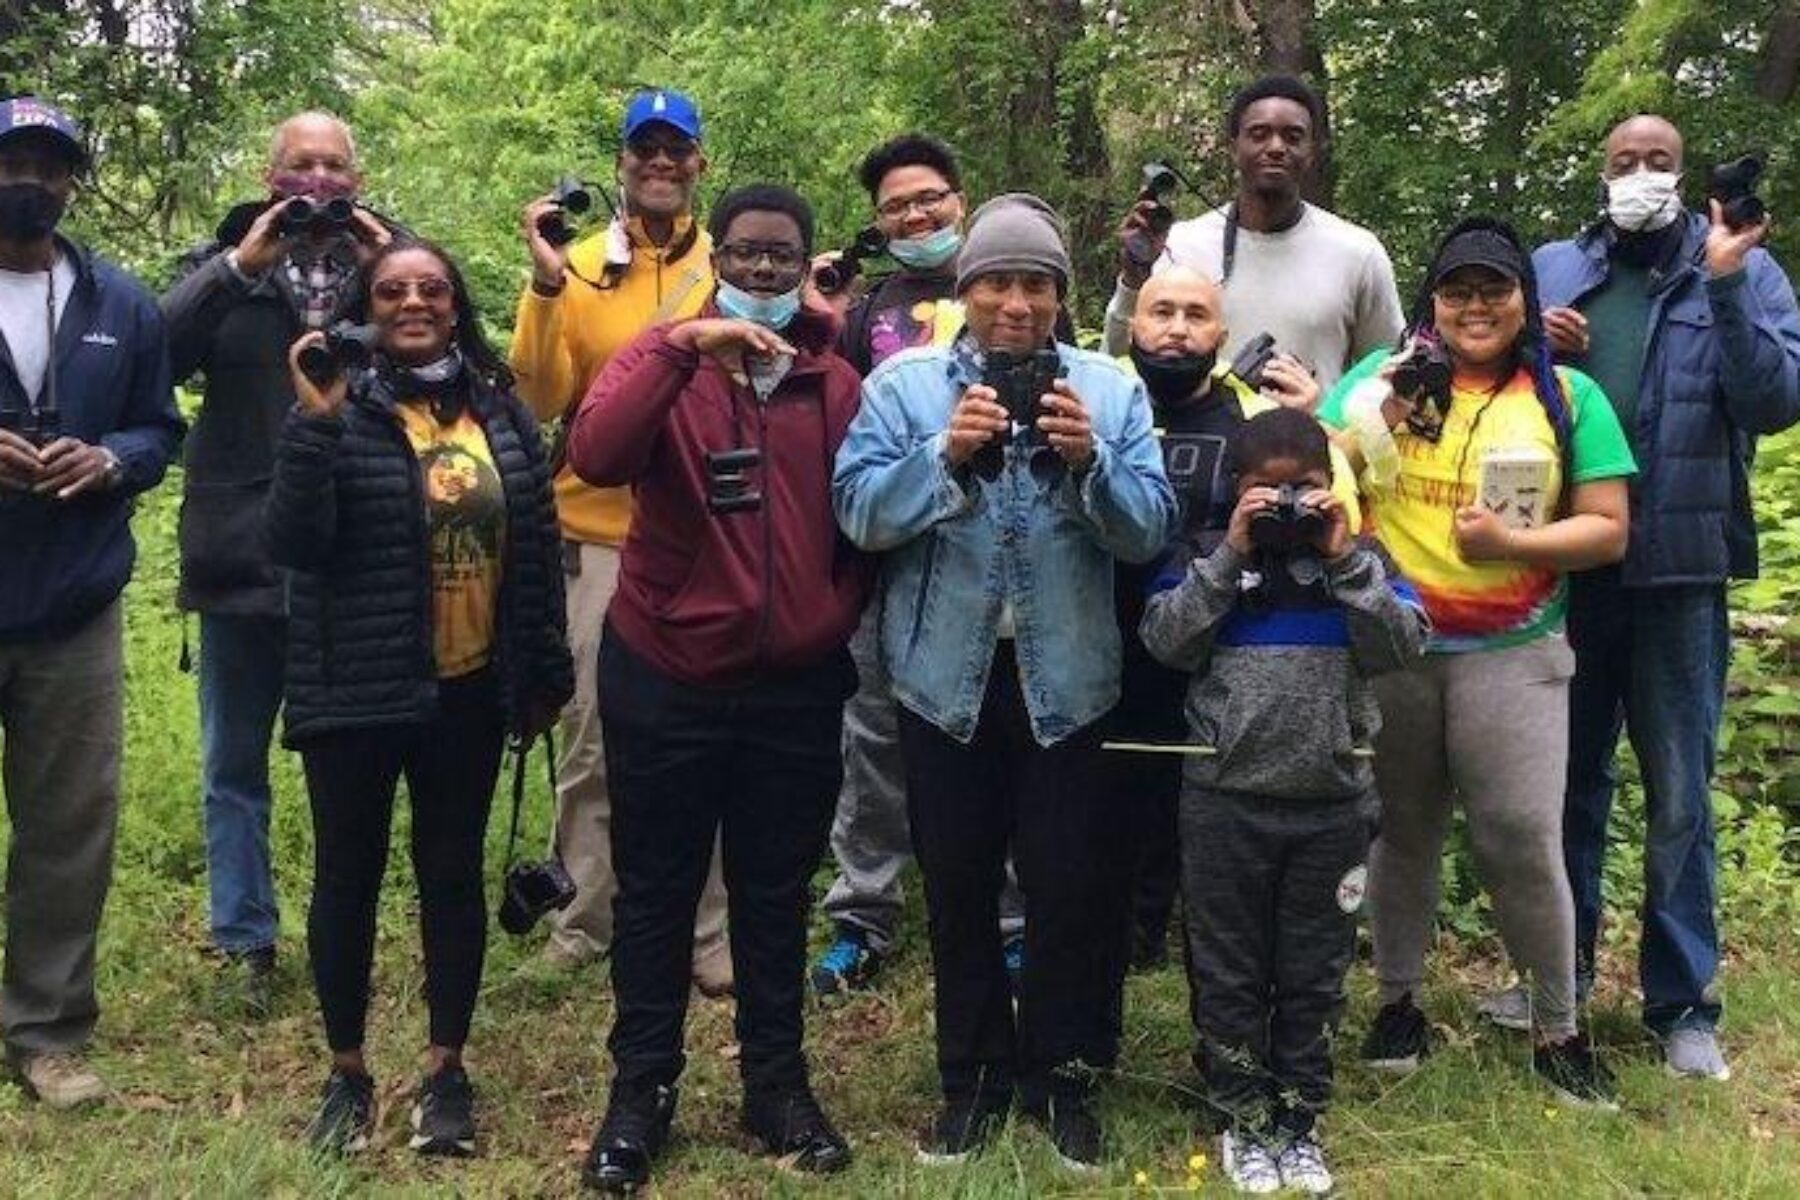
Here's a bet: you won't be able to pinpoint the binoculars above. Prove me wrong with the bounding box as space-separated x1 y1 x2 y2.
706 448 762 514
814 226 889 296
972 348 1065 484
278 195 355 235
1710 154 1766 231
537 176 594 248
296 320 379 388
1248 483 1328 555
1124 161 1184 268
0 403 61 449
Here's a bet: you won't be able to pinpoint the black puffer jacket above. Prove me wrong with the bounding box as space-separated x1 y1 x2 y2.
265 364 573 746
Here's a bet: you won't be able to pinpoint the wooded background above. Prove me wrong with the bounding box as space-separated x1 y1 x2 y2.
5 0 1797 328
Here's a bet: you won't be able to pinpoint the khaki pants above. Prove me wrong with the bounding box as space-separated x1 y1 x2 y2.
549 542 727 968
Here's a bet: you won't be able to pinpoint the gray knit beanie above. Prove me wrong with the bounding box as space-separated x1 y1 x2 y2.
954 193 1071 297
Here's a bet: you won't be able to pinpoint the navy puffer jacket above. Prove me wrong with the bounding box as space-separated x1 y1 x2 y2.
1534 213 1800 585
265 364 573 746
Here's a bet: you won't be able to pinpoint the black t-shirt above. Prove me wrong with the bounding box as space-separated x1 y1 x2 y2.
839 269 1081 379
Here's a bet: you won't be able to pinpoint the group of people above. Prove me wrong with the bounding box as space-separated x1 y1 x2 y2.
0 68 1794 1195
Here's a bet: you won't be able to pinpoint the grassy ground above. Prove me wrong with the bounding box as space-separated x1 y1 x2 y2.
0 479 1797 1198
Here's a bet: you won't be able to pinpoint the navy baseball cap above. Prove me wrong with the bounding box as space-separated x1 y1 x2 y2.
0 96 87 170
620 89 702 143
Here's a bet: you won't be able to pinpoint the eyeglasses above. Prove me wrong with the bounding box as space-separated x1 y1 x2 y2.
718 242 807 272
626 137 699 164
1434 280 1518 308
876 187 954 220
372 276 454 302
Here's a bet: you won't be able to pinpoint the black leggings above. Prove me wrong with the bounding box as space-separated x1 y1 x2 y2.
299 671 505 1053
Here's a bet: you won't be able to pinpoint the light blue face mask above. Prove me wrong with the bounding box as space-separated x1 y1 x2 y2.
888 224 963 270
716 279 801 330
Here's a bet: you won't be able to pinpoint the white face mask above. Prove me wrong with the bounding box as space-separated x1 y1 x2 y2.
1605 170 1683 233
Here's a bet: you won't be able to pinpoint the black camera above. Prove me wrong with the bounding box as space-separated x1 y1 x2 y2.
537 175 593 248
972 347 1064 482
1229 332 1279 391
814 225 889 296
1124 161 1182 268
296 320 379 388
1709 154 1766 231
706 447 762 514
278 195 355 235
497 858 577 936
1391 335 1454 442
1248 483 1328 555
0 402 60 449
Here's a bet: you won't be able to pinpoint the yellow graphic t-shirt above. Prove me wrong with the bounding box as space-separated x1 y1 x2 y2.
1320 353 1635 652
397 400 507 678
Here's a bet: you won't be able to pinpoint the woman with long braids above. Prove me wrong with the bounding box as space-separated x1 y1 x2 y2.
1318 217 1635 1107
267 238 572 1156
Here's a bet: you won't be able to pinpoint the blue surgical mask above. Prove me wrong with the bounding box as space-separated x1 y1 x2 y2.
888 225 962 270
716 279 801 330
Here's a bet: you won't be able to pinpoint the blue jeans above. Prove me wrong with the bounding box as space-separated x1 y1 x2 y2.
1564 567 1726 1033
198 612 286 954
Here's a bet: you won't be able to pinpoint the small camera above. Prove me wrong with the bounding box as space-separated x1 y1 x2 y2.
1124 161 1182 268
537 175 593 248
497 858 578 936
278 195 355 235
1248 483 1328 555
706 447 762 514
814 225 889 296
1229 332 1279 391
1709 154 1766 231
1391 335 1453 442
297 319 379 388
0 402 60 449
973 347 1064 483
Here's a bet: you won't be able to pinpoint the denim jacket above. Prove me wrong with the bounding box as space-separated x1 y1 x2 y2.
833 337 1176 745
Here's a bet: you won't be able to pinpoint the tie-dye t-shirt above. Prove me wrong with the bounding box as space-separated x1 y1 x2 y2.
1319 351 1634 653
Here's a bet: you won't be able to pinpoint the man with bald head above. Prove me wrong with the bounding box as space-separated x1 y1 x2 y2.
162 110 396 1014
1527 115 1800 1079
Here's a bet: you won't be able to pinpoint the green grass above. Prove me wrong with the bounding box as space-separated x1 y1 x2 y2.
0 477 1797 1198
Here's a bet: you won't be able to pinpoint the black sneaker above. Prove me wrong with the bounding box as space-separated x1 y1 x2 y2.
742 1087 852 1173
1361 993 1430 1074
1534 1034 1620 1111
581 1083 677 1194
1027 1093 1103 1173
307 1067 375 1154
410 1063 477 1157
917 1094 1011 1165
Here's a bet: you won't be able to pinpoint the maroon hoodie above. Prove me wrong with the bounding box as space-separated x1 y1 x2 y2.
567 308 869 687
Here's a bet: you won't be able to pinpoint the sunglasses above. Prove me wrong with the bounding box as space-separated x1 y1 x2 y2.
1434 280 1518 308
626 138 699 164
372 276 454 302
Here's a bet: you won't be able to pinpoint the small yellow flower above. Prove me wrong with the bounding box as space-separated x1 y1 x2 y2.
1134 1169 1150 1186
1544 1106 1560 1120
1186 1175 1202 1191
1188 1152 1208 1171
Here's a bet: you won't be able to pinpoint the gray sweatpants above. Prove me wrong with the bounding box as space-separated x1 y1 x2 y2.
823 600 1023 953
0 602 123 1055
1368 634 1579 1039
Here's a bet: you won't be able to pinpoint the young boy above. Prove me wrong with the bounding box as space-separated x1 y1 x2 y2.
1140 408 1428 1194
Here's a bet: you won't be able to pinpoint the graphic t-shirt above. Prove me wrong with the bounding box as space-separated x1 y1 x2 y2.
1320 352 1635 653
839 271 965 377
397 399 507 678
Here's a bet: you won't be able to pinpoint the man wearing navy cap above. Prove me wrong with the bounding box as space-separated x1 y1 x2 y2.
511 87 729 989
0 95 184 1109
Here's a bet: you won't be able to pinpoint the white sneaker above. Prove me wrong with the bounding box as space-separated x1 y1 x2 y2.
1220 1130 1281 1194
1276 1131 1335 1195
1477 982 1533 1032
1663 1028 1732 1081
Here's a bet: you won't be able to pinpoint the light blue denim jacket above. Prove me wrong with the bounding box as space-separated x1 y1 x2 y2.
833 337 1177 745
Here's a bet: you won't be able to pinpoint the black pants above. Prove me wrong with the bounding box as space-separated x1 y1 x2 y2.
1105 651 1189 957
599 626 848 1097
300 670 505 1053
1181 786 1372 1138
898 644 1121 1106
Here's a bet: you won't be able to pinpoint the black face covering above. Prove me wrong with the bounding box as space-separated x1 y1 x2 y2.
380 346 467 421
0 183 66 242
1129 341 1217 407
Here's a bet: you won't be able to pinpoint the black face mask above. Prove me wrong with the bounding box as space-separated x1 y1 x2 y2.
1129 341 1217 407
0 183 66 242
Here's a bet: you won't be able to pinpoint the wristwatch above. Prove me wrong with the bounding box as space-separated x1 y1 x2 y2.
99 447 125 490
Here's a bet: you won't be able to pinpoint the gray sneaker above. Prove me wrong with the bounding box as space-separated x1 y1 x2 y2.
1663 1028 1731 1081
1477 983 1533 1032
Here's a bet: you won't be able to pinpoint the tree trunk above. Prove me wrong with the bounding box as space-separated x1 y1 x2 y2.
1247 0 1333 206
1755 0 1800 104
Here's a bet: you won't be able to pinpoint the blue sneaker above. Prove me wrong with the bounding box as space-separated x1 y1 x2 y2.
1003 934 1025 995
810 926 884 1000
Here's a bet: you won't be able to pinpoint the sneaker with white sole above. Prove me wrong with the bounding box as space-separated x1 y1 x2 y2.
10 1050 108 1110
1220 1129 1282 1194
410 1063 477 1156
1533 1034 1619 1111
1663 1027 1731 1081
1361 993 1430 1073
1477 982 1533 1032
308 1067 376 1153
1275 1130 1334 1195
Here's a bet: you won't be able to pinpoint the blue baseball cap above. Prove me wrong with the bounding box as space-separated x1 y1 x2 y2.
620 89 702 143
0 96 87 169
